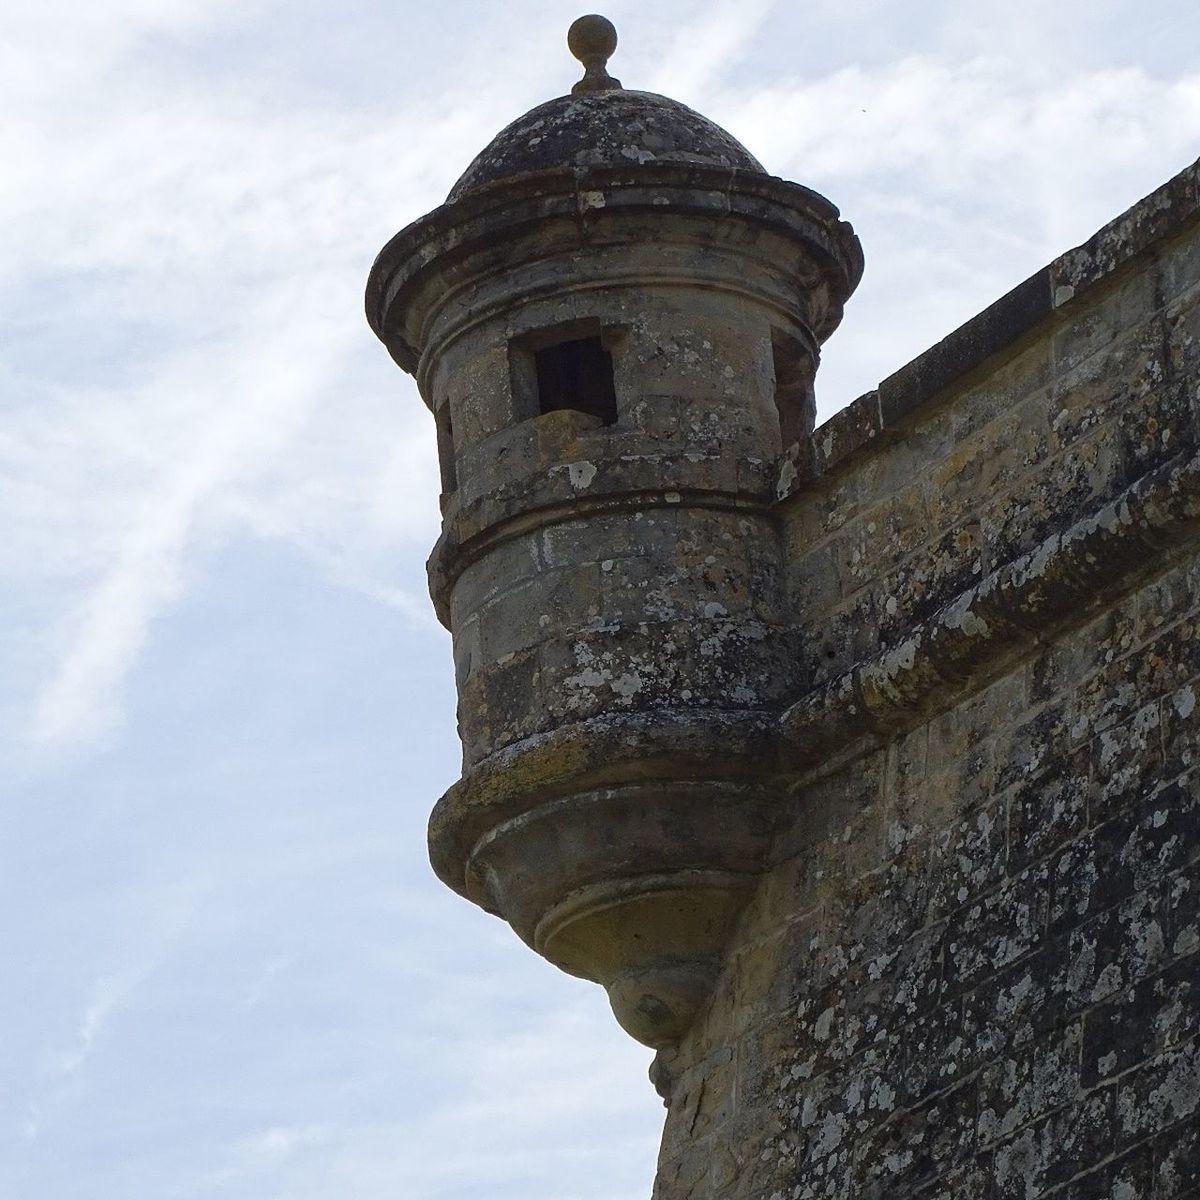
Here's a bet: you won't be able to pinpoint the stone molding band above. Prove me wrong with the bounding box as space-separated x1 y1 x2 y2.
365 162 864 375
779 446 1200 768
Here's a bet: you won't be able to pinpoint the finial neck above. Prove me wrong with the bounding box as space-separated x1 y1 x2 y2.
572 62 622 95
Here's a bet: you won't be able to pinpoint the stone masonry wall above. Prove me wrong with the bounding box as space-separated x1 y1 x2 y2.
652 162 1200 1198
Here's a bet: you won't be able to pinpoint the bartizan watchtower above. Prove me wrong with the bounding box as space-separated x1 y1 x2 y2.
368 15 861 1047
369 16 1200 1199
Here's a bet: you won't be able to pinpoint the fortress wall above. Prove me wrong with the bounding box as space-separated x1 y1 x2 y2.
653 163 1200 1199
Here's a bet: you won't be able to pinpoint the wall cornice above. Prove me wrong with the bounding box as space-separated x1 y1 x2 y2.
779 447 1200 772
778 154 1200 501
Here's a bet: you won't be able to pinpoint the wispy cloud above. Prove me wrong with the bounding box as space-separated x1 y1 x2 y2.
29 287 361 748
646 0 780 101
711 55 1200 409
167 994 659 1200
2 10 479 754
21 874 208 1142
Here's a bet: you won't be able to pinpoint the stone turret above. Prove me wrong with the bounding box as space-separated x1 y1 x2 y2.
366 16 862 1047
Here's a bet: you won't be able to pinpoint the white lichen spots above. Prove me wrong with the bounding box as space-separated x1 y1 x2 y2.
1098 730 1122 771
664 491 681 504
882 638 918 674
702 601 729 619
1092 961 1124 1001
1008 970 1037 1012
1125 1042 1200 1134
866 952 896 982
619 144 656 164
1096 502 1121 533
811 1111 847 1157
1023 534 1061 582
883 1149 915 1176
813 1007 835 1042
1174 684 1196 719
870 1078 896 1112
1054 284 1076 306
777 458 798 499
885 595 898 617
942 593 990 637
567 460 597 489
579 189 606 210
600 559 614 572
886 821 914 853
1175 924 1200 956
791 1057 816 1081
611 672 643 699
1098 701 1158 770
568 666 608 690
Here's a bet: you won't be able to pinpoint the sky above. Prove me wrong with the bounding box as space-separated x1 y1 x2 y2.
3 1 1199 1197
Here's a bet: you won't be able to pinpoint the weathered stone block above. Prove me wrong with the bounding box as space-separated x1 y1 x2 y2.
1064 1142 1153 1200
976 1020 1082 1147
942 863 1050 994
1154 1115 1200 1197
990 1085 1113 1200
1115 1038 1200 1142
1052 263 1162 378
1081 956 1199 1087
1060 886 1170 1010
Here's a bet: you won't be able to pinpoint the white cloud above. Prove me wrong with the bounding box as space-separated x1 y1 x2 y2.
2 15 474 752
20 874 208 1143
646 0 779 101
710 55 1200 409
169 994 659 1200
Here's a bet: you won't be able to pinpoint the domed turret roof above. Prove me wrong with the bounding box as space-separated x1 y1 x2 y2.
448 90 764 202
447 16 765 202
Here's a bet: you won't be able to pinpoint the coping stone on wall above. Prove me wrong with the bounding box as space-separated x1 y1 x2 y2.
780 154 1200 499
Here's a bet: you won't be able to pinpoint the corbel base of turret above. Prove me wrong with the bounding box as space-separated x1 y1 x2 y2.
429 709 780 1047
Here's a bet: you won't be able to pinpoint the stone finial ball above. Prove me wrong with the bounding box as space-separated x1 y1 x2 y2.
568 14 618 63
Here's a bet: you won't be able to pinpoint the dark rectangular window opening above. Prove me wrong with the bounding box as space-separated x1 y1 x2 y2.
771 330 816 450
534 335 618 426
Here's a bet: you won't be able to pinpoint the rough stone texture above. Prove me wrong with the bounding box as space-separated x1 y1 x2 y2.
367 71 1200 1198
652 158 1200 1198
447 89 765 202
